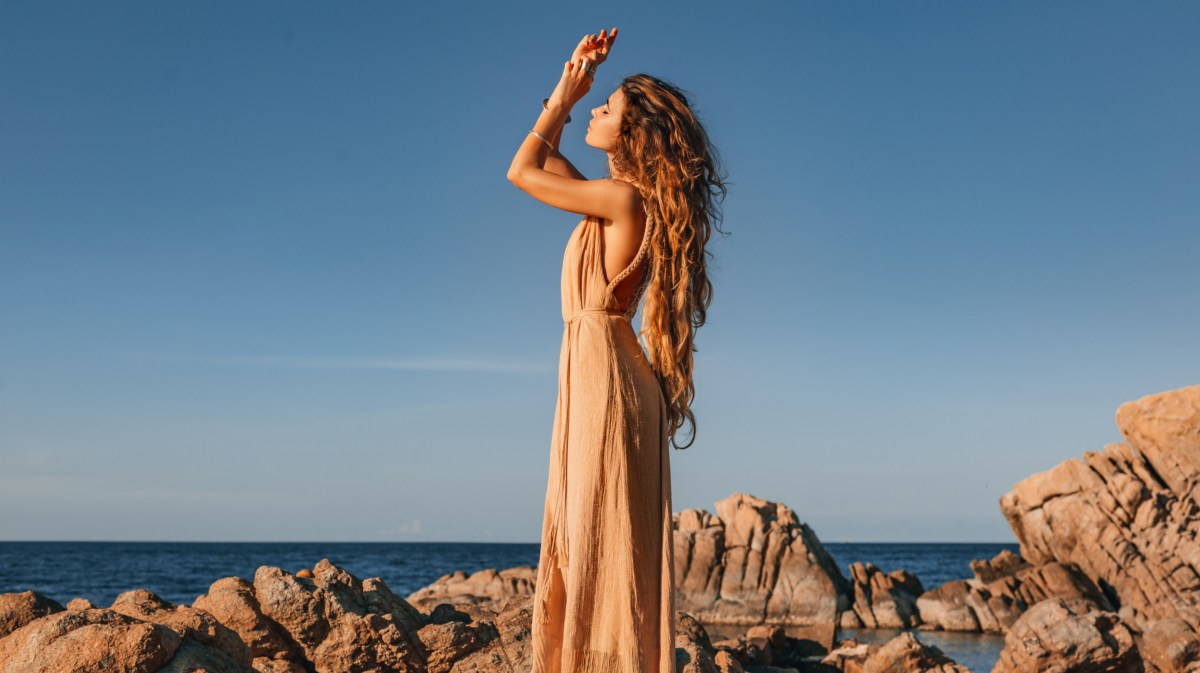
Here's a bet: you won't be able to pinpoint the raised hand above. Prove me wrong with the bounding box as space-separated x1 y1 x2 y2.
571 27 618 68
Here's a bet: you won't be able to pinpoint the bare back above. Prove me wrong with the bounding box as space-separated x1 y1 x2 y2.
597 193 648 310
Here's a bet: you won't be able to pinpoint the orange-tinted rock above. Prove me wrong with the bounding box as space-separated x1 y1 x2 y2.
67 597 96 611
0 590 64 639
822 632 970 673
916 550 1111 633
192 576 299 661
405 565 537 612
992 598 1141 673
0 608 180 673
1141 617 1200 673
677 492 850 626
1000 384 1200 665
111 587 251 669
251 559 428 672
844 562 924 629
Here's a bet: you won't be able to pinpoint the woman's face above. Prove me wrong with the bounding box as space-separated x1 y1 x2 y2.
585 86 625 152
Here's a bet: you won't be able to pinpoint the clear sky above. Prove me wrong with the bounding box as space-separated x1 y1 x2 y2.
2 1 1197 543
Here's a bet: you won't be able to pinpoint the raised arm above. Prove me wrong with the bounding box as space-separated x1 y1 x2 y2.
508 89 634 221
508 30 627 219
544 123 586 181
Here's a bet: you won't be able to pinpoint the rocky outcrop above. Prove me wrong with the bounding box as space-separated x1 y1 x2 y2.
1141 617 1200 673
992 598 1143 673
405 565 537 612
677 492 851 626
192 576 304 664
821 632 972 673
916 549 1113 633
998 384 1200 668
839 562 924 629
111 588 252 668
0 608 186 673
0 560 536 673
3 559 896 673
0 590 64 639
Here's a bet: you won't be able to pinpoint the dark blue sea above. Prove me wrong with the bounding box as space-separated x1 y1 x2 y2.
0 541 1018 672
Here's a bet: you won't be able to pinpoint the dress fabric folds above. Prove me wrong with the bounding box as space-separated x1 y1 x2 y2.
531 213 676 673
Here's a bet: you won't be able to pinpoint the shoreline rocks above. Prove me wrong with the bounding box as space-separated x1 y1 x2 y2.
0 560 980 672
4 383 1200 671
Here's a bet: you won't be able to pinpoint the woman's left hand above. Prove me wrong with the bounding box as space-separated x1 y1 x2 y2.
571 28 617 67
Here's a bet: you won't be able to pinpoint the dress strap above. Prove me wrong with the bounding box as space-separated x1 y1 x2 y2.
604 213 654 295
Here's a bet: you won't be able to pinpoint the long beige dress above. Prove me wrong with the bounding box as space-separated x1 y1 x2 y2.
531 212 676 673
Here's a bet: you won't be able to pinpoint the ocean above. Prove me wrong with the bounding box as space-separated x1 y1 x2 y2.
0 541 1019 672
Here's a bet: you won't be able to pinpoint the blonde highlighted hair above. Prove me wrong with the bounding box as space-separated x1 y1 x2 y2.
611 73 729 450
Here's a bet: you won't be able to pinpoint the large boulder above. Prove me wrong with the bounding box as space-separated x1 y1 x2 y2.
111 588 252 668
192 576 302 663
676 492 849 626
405 565 537 612
821 631 971 673
0 590 64 639
992 598 1142 673
0 608 183 673
841 562 924 629
999 385 1200 663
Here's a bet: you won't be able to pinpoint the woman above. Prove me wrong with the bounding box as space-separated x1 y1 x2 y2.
507 27 727 673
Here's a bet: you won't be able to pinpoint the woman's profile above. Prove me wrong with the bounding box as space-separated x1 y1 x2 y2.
507 27 727 673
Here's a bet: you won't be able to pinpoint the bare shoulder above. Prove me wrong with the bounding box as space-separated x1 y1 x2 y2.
603 178 644 224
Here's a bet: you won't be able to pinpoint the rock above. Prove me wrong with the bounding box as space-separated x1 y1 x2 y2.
0 608 181 673
192 576 300 661
677 492 850 626
861 632 971 672
822 632 970 673
405 565 537 612
846 562 924 629
916 549 1112 633
111 587 252 668
916 580 982 633
67 597 96 611
822 638 871 672
1001 385 1200 636
156 638 253 673
246 559 429 672
1141 618 1200 673
251 658 308 673
969 549 1029 584
713 649 747 673
0 590 64 639
992 598 1142 673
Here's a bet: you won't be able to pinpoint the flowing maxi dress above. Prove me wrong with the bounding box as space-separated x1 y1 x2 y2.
530 212 676 673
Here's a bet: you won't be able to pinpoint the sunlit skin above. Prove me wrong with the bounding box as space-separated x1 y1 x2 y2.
507 27 648 307
585 85 648 303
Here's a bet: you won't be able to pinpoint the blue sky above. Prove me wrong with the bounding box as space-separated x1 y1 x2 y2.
1 1 1197 543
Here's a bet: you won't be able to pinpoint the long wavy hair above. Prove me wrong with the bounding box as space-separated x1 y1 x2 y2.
610 73 729 450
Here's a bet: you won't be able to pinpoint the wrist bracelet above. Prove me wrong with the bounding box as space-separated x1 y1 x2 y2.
543 97 571 124
530 130 554 151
